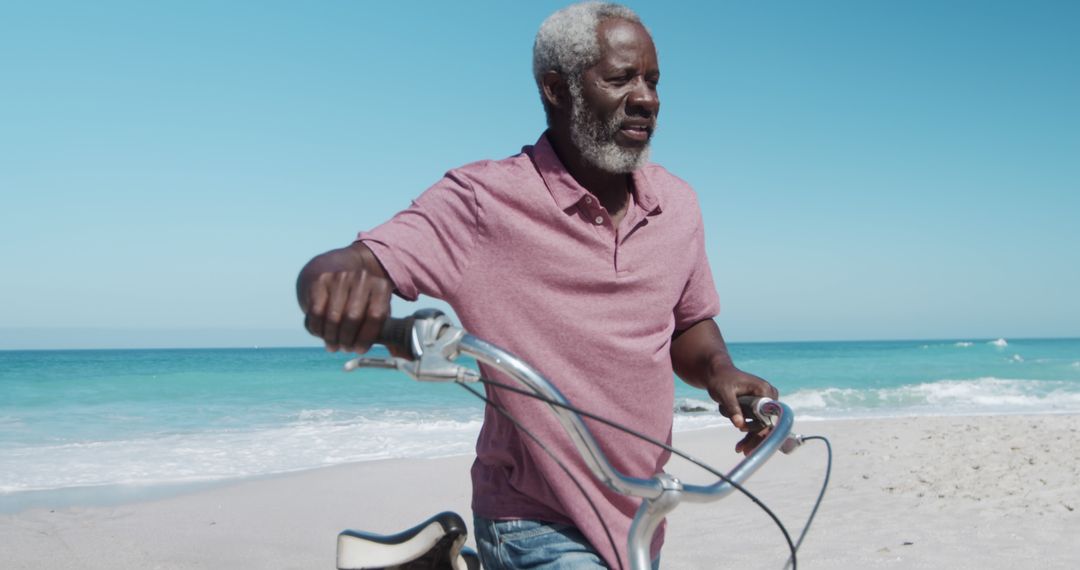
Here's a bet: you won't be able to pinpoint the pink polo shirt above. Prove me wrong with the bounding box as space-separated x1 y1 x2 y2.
358 133 720 568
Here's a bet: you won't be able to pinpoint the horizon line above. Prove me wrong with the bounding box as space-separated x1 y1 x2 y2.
2 335 1078 352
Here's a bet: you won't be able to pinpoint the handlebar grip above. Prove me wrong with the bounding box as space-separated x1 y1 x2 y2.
377 316 416 359
737 395 760 416
375 309 446 360
737 395 777 432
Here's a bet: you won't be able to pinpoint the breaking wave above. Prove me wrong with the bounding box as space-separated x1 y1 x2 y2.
783 377 1080 420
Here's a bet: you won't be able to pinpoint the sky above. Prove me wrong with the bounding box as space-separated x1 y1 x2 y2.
1 0 1078 349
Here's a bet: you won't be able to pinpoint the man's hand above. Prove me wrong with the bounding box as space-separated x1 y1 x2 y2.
670 319 779 456
296 242 394 354
703 365 778 456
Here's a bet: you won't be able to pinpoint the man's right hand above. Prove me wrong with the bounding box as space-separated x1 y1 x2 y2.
296 242 393 354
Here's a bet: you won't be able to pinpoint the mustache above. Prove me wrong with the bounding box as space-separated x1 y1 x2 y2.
602 109 657 137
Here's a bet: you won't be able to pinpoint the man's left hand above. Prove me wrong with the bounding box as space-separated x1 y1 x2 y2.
669 319 780 456
704 366 779 456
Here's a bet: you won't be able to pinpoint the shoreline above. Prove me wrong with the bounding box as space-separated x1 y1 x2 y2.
4 410 1079 515
2 413 1078 568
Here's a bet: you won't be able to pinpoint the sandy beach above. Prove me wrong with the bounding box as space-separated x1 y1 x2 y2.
3 413 1078 569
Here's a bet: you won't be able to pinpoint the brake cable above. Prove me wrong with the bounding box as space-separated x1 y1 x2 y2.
464 376 833 569
458 382 626 570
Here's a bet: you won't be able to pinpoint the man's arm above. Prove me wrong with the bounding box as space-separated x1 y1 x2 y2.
296 242 395 354
671 318 779 455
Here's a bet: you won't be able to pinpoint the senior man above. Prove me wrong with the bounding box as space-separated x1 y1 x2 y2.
297 3 777 568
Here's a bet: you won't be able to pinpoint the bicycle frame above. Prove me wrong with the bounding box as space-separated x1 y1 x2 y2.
346 310 796 570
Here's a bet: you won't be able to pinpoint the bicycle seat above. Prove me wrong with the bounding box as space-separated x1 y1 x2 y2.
337 511 480 570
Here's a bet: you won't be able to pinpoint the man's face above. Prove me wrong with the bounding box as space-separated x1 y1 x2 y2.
568 18 660 173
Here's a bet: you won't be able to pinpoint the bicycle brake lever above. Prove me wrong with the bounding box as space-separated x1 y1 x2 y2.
344 356 401 371
343 356 421 379
343 355 481 383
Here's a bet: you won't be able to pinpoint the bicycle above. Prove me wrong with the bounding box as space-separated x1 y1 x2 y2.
332 309 829 570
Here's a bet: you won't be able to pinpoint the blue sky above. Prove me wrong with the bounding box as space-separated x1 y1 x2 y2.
1 1 1077 349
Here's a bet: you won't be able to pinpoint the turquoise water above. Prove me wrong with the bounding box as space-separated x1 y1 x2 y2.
2 337 1078 510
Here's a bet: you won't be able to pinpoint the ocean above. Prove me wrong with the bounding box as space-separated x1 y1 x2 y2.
2 337 1078 512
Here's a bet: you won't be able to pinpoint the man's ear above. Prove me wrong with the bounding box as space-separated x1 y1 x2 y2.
540 71 569 112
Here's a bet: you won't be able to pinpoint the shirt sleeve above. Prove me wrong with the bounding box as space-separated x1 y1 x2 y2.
356 170 478 302
673 207 721 331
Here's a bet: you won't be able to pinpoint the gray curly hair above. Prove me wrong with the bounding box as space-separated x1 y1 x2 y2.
532 2 643 122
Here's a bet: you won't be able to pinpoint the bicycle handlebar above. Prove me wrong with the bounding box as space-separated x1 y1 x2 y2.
351 310 797 570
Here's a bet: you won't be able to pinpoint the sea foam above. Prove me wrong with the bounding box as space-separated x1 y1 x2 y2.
782 377 1080 419
0 399 744 496
0 412 484 495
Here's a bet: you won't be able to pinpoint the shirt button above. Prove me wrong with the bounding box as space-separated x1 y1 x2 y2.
584 196 592 204
594 216 604 225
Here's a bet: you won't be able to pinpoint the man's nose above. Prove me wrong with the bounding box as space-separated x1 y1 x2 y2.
627 78 659 117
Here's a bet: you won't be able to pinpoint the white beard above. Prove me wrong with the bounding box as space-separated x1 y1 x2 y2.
567 79 652 174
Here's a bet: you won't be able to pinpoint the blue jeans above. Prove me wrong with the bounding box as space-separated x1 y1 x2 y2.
473 516 660 569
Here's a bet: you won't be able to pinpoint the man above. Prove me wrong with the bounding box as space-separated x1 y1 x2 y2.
297 3 777 568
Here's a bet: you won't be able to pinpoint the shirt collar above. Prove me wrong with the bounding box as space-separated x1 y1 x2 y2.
529 132 663 216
